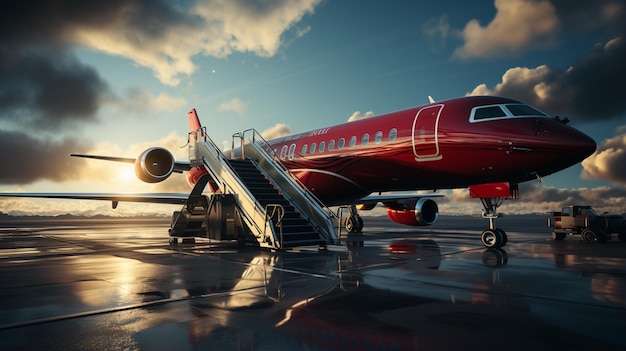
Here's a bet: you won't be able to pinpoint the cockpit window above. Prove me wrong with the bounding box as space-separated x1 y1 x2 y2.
473 106 507 120
505 104 548 117
471 103 549 122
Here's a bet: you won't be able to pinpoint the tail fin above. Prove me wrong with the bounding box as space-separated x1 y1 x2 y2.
187 108 202 132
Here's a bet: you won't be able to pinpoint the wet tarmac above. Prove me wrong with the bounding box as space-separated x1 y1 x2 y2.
1 215 625 350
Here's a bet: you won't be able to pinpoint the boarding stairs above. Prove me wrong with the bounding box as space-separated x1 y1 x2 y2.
171 127 337 250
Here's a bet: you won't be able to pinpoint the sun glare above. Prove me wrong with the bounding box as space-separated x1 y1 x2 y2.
118 168 135 182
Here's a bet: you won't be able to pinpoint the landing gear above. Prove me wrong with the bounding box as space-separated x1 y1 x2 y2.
344 205 364 233
478 197 509 249
346 213 364 233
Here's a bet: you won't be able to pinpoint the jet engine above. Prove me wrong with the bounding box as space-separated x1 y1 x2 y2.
386 198 439 226
134 147 175 183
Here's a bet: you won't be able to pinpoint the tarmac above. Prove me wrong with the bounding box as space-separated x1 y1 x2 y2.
0 215 625 350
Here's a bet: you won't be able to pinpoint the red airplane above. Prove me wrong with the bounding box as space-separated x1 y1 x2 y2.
0 96 596 249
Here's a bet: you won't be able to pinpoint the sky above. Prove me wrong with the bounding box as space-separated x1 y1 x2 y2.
1 0 625 217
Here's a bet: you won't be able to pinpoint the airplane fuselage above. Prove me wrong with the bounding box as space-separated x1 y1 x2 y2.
266 96 596 205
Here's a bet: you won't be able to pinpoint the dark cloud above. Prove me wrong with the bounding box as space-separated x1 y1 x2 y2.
0 0 196 131
469 37 626 121
0 48 109 130
0 1 191 48
0 129 91 184
551 0 626 37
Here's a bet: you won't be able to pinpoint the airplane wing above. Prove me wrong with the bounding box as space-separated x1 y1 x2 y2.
0 193 190 205
357 193 444 205
70 154 191 173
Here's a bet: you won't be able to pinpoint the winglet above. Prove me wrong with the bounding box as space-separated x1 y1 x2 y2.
428 96 435 103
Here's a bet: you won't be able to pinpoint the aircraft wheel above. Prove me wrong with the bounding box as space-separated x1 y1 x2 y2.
495 228 508 246
481 229 502 249
356 215 364 232
346 216 363 233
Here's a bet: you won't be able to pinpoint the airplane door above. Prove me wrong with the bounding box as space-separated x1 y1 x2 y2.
412 104 443 162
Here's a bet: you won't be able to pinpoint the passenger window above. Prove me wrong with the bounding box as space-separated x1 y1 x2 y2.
301 144 307 155
328 140 335 151
361 133 369 146
338 138 345 149
349 136 357 147
375 131 382 144
310 143 317 154
319 141 325 152
280 145 288 160
473 106 506 120
288 144 296 160
389 128 397 142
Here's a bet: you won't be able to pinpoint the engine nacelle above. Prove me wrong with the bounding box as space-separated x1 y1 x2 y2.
386 198 439 226
134 147 175 183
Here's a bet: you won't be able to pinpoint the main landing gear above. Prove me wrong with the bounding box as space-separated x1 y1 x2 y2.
341 205 364 233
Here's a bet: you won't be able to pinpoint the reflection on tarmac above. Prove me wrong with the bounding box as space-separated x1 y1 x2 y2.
0 217 625 350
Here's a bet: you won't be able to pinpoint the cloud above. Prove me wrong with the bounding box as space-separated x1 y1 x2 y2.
581 129 626 185
0 197 177 218
347 111 375 122
550 0 625 35
423 15 450 51
0 0 321 87
117 90 187 112
0 0 320 142
218 98 247 116
452 0 625 60
261 123 291 140
436 182 626 215
0 130 92 184
0 48 110 131
454 0 559 59
467 37 626 121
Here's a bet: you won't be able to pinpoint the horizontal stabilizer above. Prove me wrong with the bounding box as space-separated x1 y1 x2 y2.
71 154 191 173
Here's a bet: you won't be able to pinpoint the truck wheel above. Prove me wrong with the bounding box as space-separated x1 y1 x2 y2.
581 228 607 243
618 233 626 242
551 232 566 240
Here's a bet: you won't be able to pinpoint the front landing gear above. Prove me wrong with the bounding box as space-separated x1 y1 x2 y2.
479 198 508 249
470 182 518 249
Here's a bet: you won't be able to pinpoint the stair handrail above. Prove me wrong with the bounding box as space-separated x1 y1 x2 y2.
191 128 279 247
265 204 285 248
236 129 337 220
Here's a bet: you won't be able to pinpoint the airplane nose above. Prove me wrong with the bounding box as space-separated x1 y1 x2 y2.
538 121 597 162
578 133 597 158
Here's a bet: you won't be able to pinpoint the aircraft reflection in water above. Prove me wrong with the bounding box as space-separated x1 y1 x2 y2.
138 236 623 350
2 222 624 350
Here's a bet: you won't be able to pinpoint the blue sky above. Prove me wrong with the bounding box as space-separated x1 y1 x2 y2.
1 0 625 216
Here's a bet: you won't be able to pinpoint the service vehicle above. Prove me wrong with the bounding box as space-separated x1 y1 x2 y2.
547 205 626 242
